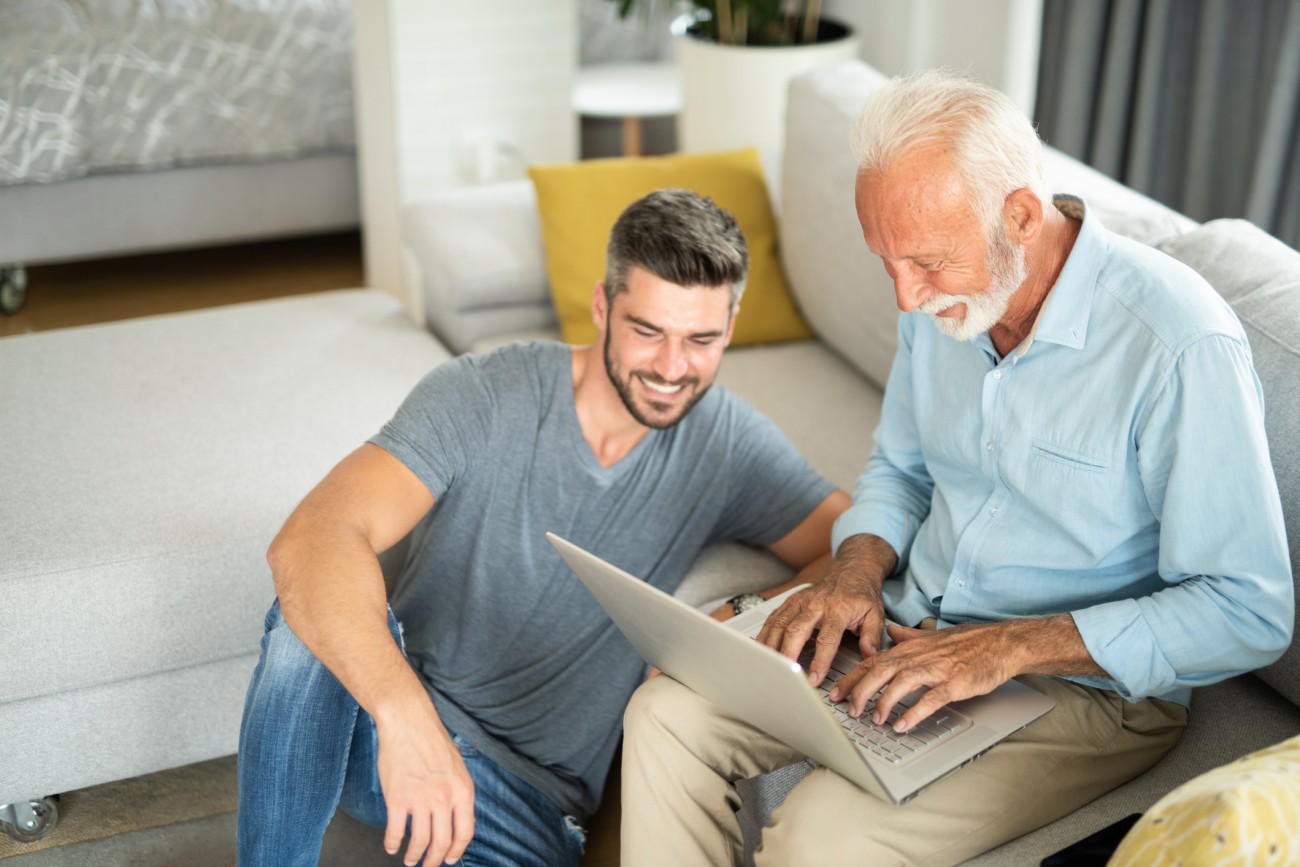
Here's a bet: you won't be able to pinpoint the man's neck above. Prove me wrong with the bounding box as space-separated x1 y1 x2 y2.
988 206 1082 357
570 346 651 469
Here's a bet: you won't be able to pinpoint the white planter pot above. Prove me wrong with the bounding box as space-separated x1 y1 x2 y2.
674 15 859 158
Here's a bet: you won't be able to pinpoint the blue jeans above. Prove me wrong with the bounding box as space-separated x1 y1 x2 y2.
237 601 585 867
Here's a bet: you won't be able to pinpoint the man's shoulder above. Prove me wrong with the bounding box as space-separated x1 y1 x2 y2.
461 339 569 376
679 383 764 429
1096 232 1246 353
668 385 799 462
393 341 570 431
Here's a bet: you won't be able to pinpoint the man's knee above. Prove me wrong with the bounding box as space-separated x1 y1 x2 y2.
624 675 699 740
759 769 908 867
244 602 349 710
258 606 323 671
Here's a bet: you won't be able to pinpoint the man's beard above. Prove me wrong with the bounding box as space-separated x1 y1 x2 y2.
918 228 1028 342
604 330 709 430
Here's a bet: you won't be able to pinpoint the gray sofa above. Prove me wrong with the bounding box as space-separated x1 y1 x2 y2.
1 57 1295 864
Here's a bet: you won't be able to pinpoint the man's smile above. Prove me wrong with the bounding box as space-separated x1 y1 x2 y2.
638 374 687 396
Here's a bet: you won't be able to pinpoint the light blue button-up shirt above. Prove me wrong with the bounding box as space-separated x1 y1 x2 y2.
832 199 1293 706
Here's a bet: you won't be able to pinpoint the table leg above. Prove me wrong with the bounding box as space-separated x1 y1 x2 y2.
621 116 643 157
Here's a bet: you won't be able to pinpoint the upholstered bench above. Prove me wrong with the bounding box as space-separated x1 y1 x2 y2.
0 289 447 833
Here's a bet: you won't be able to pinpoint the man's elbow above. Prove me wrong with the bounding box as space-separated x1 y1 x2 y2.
1241 591 1295 670
1257 609 1295 668
266 515 311 600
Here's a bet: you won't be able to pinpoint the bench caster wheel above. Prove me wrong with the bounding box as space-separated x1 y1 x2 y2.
0 796 59 842
0 264 28 316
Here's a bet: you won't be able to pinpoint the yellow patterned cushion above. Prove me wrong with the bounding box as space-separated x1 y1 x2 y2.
527 148 812 347
1109 735 1300 866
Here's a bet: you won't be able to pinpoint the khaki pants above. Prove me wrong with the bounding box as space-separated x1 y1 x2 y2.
621 673 1186 867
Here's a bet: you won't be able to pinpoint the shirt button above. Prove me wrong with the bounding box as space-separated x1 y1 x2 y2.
957 578 967 587
989 507 999 517
993 370 1004 380
986 442 994 452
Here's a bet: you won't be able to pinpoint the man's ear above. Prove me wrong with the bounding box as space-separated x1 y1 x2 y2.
1003 188 1044 244
591 281 608 332
722 304 739 347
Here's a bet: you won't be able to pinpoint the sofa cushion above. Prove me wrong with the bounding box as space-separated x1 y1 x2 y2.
1157 219 1300 708
781 61 896 391
0 290 448 704
1108 733 1300 867
528 147 813 348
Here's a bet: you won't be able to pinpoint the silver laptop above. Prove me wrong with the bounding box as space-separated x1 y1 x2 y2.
547 532 1055 805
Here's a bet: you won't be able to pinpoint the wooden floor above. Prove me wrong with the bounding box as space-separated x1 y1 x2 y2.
0 232 621 866
0 231 365 337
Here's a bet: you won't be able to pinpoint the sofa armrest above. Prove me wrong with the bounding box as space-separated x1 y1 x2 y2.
673 542 796 613
403 180 558 354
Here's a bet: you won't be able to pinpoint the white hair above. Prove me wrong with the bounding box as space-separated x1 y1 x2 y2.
850 69 1052 239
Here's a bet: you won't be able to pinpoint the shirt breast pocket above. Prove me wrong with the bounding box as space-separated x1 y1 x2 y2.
1030 439 1110 476
1022 439 1137 561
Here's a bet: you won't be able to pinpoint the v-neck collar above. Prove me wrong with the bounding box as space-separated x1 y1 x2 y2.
559 347 656 480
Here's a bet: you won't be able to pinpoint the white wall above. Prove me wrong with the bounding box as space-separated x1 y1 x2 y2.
353 0 578 309
822 0 1042 114
391 4 578 200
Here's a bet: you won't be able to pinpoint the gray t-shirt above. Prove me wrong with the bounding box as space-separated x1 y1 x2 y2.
370 341 833 818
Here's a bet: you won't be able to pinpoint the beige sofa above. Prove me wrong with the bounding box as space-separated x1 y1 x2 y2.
405 60 1300 862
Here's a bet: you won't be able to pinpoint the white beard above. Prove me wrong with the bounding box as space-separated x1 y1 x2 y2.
920 231 1028 342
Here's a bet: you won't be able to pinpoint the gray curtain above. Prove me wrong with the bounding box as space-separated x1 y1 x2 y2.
1036 0 1300 249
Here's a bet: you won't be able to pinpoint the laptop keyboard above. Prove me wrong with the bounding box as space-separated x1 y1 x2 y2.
799 646 972 765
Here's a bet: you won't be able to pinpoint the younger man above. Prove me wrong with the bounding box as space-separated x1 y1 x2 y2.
236 189 847 866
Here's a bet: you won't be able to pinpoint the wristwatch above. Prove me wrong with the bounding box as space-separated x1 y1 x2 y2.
727 593 765 616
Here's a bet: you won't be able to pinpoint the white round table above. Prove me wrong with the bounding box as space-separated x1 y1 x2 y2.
572 62 682 156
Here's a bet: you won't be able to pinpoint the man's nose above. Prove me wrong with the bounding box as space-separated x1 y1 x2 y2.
892 263 933 313
653 341 688 382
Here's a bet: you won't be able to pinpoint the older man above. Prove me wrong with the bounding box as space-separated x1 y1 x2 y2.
236 189 847 867
620 70 1292 866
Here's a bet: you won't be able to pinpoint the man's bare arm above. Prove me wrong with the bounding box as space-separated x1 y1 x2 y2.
765 490 852 570
268 443 474 866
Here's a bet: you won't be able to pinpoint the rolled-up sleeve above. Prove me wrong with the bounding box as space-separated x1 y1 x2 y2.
1071 334 1292 700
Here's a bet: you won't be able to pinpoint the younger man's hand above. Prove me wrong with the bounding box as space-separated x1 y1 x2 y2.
374 702 476 866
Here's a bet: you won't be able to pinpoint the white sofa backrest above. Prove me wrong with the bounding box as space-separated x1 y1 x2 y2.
780 61 896 391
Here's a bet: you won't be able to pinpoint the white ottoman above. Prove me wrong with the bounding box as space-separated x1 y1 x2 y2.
0 290 449 835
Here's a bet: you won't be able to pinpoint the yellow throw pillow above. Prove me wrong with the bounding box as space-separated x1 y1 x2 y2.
1108 734 1300 866
527 148 812 346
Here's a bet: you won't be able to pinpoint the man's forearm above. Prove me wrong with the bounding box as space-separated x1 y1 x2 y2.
834 534 1104 678
832 533 899 592
995 613 1110 680
269 524 434 723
